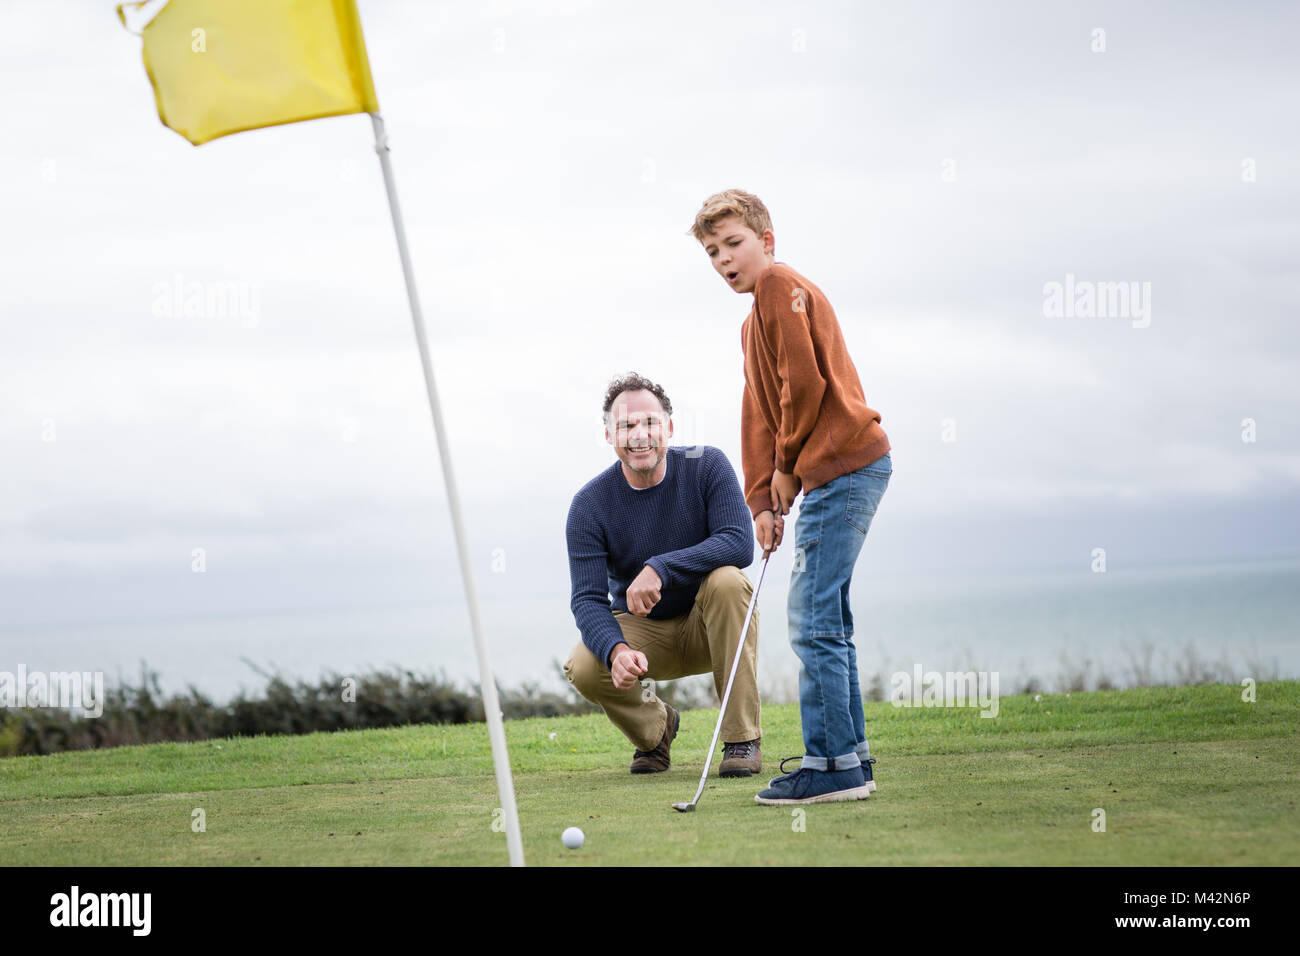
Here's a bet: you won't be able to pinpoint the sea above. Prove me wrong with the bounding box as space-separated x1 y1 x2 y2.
2 554 1297 705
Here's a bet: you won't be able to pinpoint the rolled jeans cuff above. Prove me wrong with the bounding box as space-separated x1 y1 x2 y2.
801 751 862 772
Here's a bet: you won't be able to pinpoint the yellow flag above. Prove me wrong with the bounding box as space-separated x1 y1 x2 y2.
120 0 379 146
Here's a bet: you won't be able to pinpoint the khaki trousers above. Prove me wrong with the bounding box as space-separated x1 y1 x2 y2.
563 565 761 752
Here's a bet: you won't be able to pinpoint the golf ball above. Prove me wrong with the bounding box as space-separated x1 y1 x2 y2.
561 826 585 849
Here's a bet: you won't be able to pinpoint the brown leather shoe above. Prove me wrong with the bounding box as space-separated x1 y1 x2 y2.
719 737 762 777
630 703 680 774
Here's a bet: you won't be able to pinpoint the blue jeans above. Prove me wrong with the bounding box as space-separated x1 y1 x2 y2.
788 453 892 770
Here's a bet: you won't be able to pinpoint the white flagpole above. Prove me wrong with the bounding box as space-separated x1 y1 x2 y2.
368 111 525 867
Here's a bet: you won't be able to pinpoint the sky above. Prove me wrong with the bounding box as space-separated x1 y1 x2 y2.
1 1 1297 688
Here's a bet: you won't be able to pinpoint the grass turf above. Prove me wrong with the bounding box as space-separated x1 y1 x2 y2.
1 682 1296 865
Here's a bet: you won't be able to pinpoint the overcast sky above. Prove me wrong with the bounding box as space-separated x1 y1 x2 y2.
2 1 1297 658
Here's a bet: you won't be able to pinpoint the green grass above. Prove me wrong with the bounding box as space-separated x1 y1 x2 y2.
2 682 1297 865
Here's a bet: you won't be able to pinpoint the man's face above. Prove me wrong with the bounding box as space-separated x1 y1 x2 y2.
700 214 774 294
605 389 673 480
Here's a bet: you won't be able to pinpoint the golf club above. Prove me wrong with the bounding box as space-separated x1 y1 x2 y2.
672 550 770 812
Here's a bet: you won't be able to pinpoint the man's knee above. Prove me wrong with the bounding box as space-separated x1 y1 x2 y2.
564 643 604 698
700 565 751 601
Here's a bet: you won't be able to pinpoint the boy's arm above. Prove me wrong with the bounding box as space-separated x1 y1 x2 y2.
645 449 753 586
757 272 827 475
566 495 626 669
741 381 778 519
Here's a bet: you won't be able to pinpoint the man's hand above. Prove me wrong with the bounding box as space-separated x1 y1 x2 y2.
755 510 784 554
771 471 801 516
626 564 662 617
609 643 648 690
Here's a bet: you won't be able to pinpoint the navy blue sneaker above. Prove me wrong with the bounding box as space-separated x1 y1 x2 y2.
764 755 805 789
766 755 877 793
754 762 871 805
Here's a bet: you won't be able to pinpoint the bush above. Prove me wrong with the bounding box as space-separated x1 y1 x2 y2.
1 663 597 758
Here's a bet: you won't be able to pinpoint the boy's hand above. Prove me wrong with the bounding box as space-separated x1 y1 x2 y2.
626 564 662 617
609 643 648 690
771 471 801 515
755 510 784 554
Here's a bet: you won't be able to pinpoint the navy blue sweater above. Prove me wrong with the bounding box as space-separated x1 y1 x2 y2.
566 446 755 667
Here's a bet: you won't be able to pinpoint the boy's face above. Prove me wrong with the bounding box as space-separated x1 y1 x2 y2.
700 214 774 295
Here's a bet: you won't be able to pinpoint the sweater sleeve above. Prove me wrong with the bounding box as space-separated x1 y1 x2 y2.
644 450 754 587
756 270 827 475
566 493 626 668
741 380 777 518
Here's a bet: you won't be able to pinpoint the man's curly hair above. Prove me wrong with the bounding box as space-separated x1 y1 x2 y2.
602 372 673 420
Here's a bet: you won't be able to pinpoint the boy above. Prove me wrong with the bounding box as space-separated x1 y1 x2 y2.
690 189 893 805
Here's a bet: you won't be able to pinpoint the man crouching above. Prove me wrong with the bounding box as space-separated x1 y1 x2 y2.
564 372 766 776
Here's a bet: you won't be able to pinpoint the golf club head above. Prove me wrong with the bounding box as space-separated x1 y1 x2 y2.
671 802 695 812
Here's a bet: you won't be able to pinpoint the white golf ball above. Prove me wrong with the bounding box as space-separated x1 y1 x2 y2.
561 826 585 849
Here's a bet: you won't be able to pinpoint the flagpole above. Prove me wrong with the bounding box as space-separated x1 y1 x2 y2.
368 111 525 868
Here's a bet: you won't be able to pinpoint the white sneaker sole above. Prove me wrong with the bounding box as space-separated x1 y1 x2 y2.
754 784 871 806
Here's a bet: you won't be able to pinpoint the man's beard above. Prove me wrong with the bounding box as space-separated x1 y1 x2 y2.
624 446 663 473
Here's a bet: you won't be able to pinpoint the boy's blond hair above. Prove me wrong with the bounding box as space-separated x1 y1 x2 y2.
689 188 773 242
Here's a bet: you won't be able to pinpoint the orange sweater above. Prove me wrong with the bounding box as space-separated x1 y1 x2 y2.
741 262 890 518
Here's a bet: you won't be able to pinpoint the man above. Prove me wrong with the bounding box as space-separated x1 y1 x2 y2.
564 372 768 776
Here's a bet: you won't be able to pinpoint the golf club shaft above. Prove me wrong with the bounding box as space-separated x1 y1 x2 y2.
683 553 769 808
